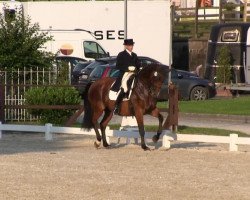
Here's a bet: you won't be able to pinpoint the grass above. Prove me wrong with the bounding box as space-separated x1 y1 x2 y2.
108 124 249 137
157 96 250 115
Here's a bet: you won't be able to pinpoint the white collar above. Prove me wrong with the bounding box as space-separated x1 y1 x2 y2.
126 49 132 56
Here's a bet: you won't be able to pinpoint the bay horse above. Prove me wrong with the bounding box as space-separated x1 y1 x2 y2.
82 64 168 150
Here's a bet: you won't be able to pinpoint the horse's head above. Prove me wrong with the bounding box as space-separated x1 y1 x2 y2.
136 64 168 97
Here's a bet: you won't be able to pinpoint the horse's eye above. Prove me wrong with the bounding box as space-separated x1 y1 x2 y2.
154 71 158 76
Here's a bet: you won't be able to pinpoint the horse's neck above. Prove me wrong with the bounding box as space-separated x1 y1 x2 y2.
138 77 150 89
134 79 150 97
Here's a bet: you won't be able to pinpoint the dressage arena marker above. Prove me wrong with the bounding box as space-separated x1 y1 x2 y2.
0 121 250 151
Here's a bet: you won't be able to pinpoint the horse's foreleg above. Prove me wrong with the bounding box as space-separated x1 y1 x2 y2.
150 108 164 143
100 109 113 148
135 111 150 151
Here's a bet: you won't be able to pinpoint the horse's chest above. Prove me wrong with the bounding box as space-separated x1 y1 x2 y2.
142 97 157 113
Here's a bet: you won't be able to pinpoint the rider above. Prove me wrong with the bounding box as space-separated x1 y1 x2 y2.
111 39 141 114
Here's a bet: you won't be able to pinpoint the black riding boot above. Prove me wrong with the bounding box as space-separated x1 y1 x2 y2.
114 89 124 115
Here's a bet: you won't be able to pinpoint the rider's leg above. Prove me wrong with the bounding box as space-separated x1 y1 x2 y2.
114 88 124 114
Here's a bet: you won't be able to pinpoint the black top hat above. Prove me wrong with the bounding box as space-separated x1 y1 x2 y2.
123 39 135 45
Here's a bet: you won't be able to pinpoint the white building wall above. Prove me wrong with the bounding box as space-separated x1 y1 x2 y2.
22 1 171 65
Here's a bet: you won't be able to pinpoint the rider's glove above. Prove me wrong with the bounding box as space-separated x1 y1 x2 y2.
128 66 135 72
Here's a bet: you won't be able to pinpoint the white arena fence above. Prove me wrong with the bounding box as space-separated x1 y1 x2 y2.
0 121 172 149
0 119 250 152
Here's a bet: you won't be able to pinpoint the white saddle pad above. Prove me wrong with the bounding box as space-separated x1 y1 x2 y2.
109 89 129 101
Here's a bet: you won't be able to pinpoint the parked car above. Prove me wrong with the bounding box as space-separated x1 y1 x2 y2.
79 56 117 80
77 63 118 94
55 55 90 84
71 61 92 84
75 56 216 100
55 55 87 68
158 68 216 101
75 56 161 95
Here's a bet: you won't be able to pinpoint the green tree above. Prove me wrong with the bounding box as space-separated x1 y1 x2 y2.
0 8 53 70
216 46 232 84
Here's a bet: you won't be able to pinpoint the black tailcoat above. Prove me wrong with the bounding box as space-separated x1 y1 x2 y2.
111 50 140 92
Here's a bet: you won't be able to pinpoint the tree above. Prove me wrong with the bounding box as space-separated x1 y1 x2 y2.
216 46 232 84
0 8 53 70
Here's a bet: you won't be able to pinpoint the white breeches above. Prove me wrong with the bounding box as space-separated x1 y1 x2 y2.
121 72 134 93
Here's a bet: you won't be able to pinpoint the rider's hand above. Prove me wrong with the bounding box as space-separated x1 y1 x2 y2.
128 66 135 72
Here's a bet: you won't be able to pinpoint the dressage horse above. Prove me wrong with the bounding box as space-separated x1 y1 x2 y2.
82 64 168 150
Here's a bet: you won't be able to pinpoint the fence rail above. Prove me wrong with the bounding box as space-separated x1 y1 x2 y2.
0 122 249 152
173 3 250 38
0 67 76 122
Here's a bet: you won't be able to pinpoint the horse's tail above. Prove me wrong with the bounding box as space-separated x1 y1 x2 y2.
82 85 94 130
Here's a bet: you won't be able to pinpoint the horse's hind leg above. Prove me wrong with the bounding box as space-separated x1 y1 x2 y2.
100 108 113 148
150 108 164 143
92 109 104 148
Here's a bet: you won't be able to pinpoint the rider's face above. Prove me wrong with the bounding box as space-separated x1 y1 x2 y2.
125 45 134 52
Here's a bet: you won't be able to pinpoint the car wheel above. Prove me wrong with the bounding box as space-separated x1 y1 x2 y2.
190 86 208 100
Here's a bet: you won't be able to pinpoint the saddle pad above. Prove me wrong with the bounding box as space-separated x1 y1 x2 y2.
109 83 129 101
108 90 129 101
109 90 118 100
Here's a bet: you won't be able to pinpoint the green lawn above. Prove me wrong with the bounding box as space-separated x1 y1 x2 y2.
108 124 249 137
157 96 250 115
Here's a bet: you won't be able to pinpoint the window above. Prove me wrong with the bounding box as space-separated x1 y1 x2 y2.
96 44 107 58
4 9 16 21
83 41 107 59
140 59 153 66
221 29 240 42
89 65 106 78
110 69 120 78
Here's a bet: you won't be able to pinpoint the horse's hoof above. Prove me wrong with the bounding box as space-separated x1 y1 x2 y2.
94 141 101 149
103 143 111 149
142 145 151 151
152 135 159 143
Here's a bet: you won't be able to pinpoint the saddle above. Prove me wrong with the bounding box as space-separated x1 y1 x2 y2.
109 73 135 101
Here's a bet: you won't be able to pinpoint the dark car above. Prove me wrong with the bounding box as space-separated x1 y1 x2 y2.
158 68 216 101
71 61 92 84
75 56 160 82
79 56 117 81
80 64 118 93
76 57 216 100
75 56 161 95
55 55 90 84
55 55 87 68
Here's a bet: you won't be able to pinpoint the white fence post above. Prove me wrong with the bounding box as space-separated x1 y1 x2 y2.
162 130 171 149
45 123 53 141
229 133 238 152
120 116 138 144
106 126 110 145
0 121 2 139
0 123 249 152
